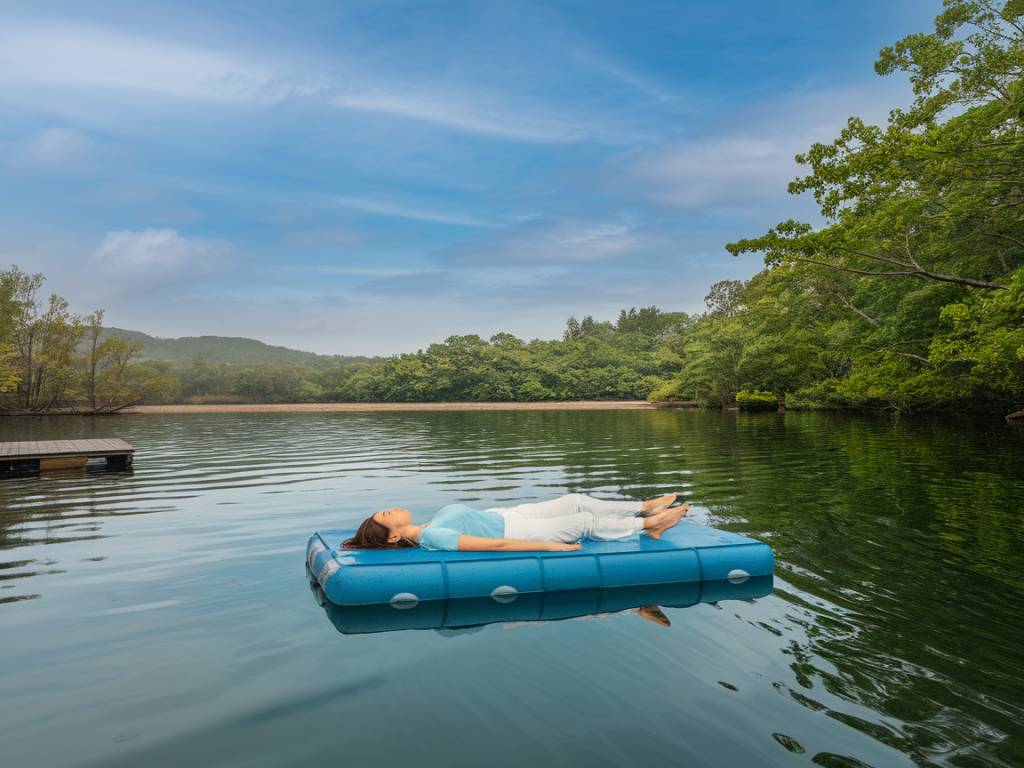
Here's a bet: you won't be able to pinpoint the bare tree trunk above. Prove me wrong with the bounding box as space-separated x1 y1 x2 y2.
86 310 104 411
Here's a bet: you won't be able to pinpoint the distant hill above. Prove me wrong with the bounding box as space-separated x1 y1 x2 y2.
98 327 381 369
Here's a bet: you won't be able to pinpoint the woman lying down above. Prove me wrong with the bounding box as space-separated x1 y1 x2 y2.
343 492 689 552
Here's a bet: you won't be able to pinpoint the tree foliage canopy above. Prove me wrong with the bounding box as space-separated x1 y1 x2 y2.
710 0 1024 412
0 266 176 412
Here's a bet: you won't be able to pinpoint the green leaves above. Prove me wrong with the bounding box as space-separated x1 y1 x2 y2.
929 268 1024 396
716 1 1024 414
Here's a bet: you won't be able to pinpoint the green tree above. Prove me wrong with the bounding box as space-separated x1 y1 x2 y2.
721 0 1024 413
1 266 84 411
79 309 149 410
704 280 746 318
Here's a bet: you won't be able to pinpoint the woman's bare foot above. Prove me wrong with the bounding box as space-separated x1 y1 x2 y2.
644 503 689 539
635 605 671 627
641 492 678 515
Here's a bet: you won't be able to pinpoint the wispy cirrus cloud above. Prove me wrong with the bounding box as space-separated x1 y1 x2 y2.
334 196 498 228
439 217 646 265
615 81 913 211
0 22 280 103
575 50 678 105
0 19 595 143
279 226 366 249
330 91 585 143
625 136 795 208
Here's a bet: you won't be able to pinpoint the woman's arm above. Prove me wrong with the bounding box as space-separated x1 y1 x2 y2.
456 535 580 552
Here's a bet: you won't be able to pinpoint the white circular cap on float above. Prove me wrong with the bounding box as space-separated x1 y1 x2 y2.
490 585 518 603
389 592 420 609
726 569 750 585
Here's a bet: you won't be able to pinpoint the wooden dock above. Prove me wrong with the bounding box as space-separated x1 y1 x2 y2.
0 439 134 473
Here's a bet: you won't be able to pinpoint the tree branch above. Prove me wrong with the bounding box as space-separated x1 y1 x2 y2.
829 290 881 327
903 228 923 271
982 231 1024 250
876 338 933 365
836 245 914 269
794 257 920 278
792 256 1008 290
897 352 931 365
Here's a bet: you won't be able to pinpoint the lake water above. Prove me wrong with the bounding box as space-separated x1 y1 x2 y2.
1 410 1022 768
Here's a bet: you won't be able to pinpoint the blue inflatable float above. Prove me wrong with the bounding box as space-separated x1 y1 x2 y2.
312 576 773 634
306 520 774 608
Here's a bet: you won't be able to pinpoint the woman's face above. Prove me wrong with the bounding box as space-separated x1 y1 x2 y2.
372 507 411 533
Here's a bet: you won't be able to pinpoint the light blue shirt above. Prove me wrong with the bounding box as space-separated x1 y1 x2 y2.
418 503 506 551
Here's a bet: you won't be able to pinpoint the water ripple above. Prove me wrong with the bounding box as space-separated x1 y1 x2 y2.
1 409 1022 768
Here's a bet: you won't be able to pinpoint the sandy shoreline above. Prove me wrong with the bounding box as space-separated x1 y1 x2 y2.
126 401 662 414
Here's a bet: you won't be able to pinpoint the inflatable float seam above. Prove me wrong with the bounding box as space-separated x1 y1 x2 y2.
336 582 689 607
440 558 450 600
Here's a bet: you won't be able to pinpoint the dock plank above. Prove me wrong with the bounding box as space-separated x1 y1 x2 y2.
0 439 135 460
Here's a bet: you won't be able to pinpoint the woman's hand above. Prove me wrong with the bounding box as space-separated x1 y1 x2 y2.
546 542 582 552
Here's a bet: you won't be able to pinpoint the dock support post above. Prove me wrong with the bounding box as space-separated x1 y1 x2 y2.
106 454 132 469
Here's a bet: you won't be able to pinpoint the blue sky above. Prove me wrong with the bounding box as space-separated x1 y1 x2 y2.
0 0 935 354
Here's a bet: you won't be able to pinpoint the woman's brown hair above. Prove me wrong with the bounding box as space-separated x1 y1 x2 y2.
343 515 417 549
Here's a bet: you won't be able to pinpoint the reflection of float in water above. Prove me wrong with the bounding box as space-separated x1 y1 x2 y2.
310 575 773 635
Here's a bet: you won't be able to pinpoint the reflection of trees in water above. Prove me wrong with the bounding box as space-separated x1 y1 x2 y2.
404 409 1024 763
392 409 700 493
652 411 1024 767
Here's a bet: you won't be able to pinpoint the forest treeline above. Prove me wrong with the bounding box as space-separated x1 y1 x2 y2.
1 1 1021 415
0 269 690 410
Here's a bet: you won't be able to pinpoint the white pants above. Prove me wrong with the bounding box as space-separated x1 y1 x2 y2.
487 493 644 543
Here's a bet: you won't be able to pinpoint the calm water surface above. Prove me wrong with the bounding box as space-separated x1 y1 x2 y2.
1 410 1022 768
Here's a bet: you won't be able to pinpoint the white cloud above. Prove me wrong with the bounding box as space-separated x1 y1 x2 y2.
91 228 230 291
0 20 592 143
10 127 94 172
